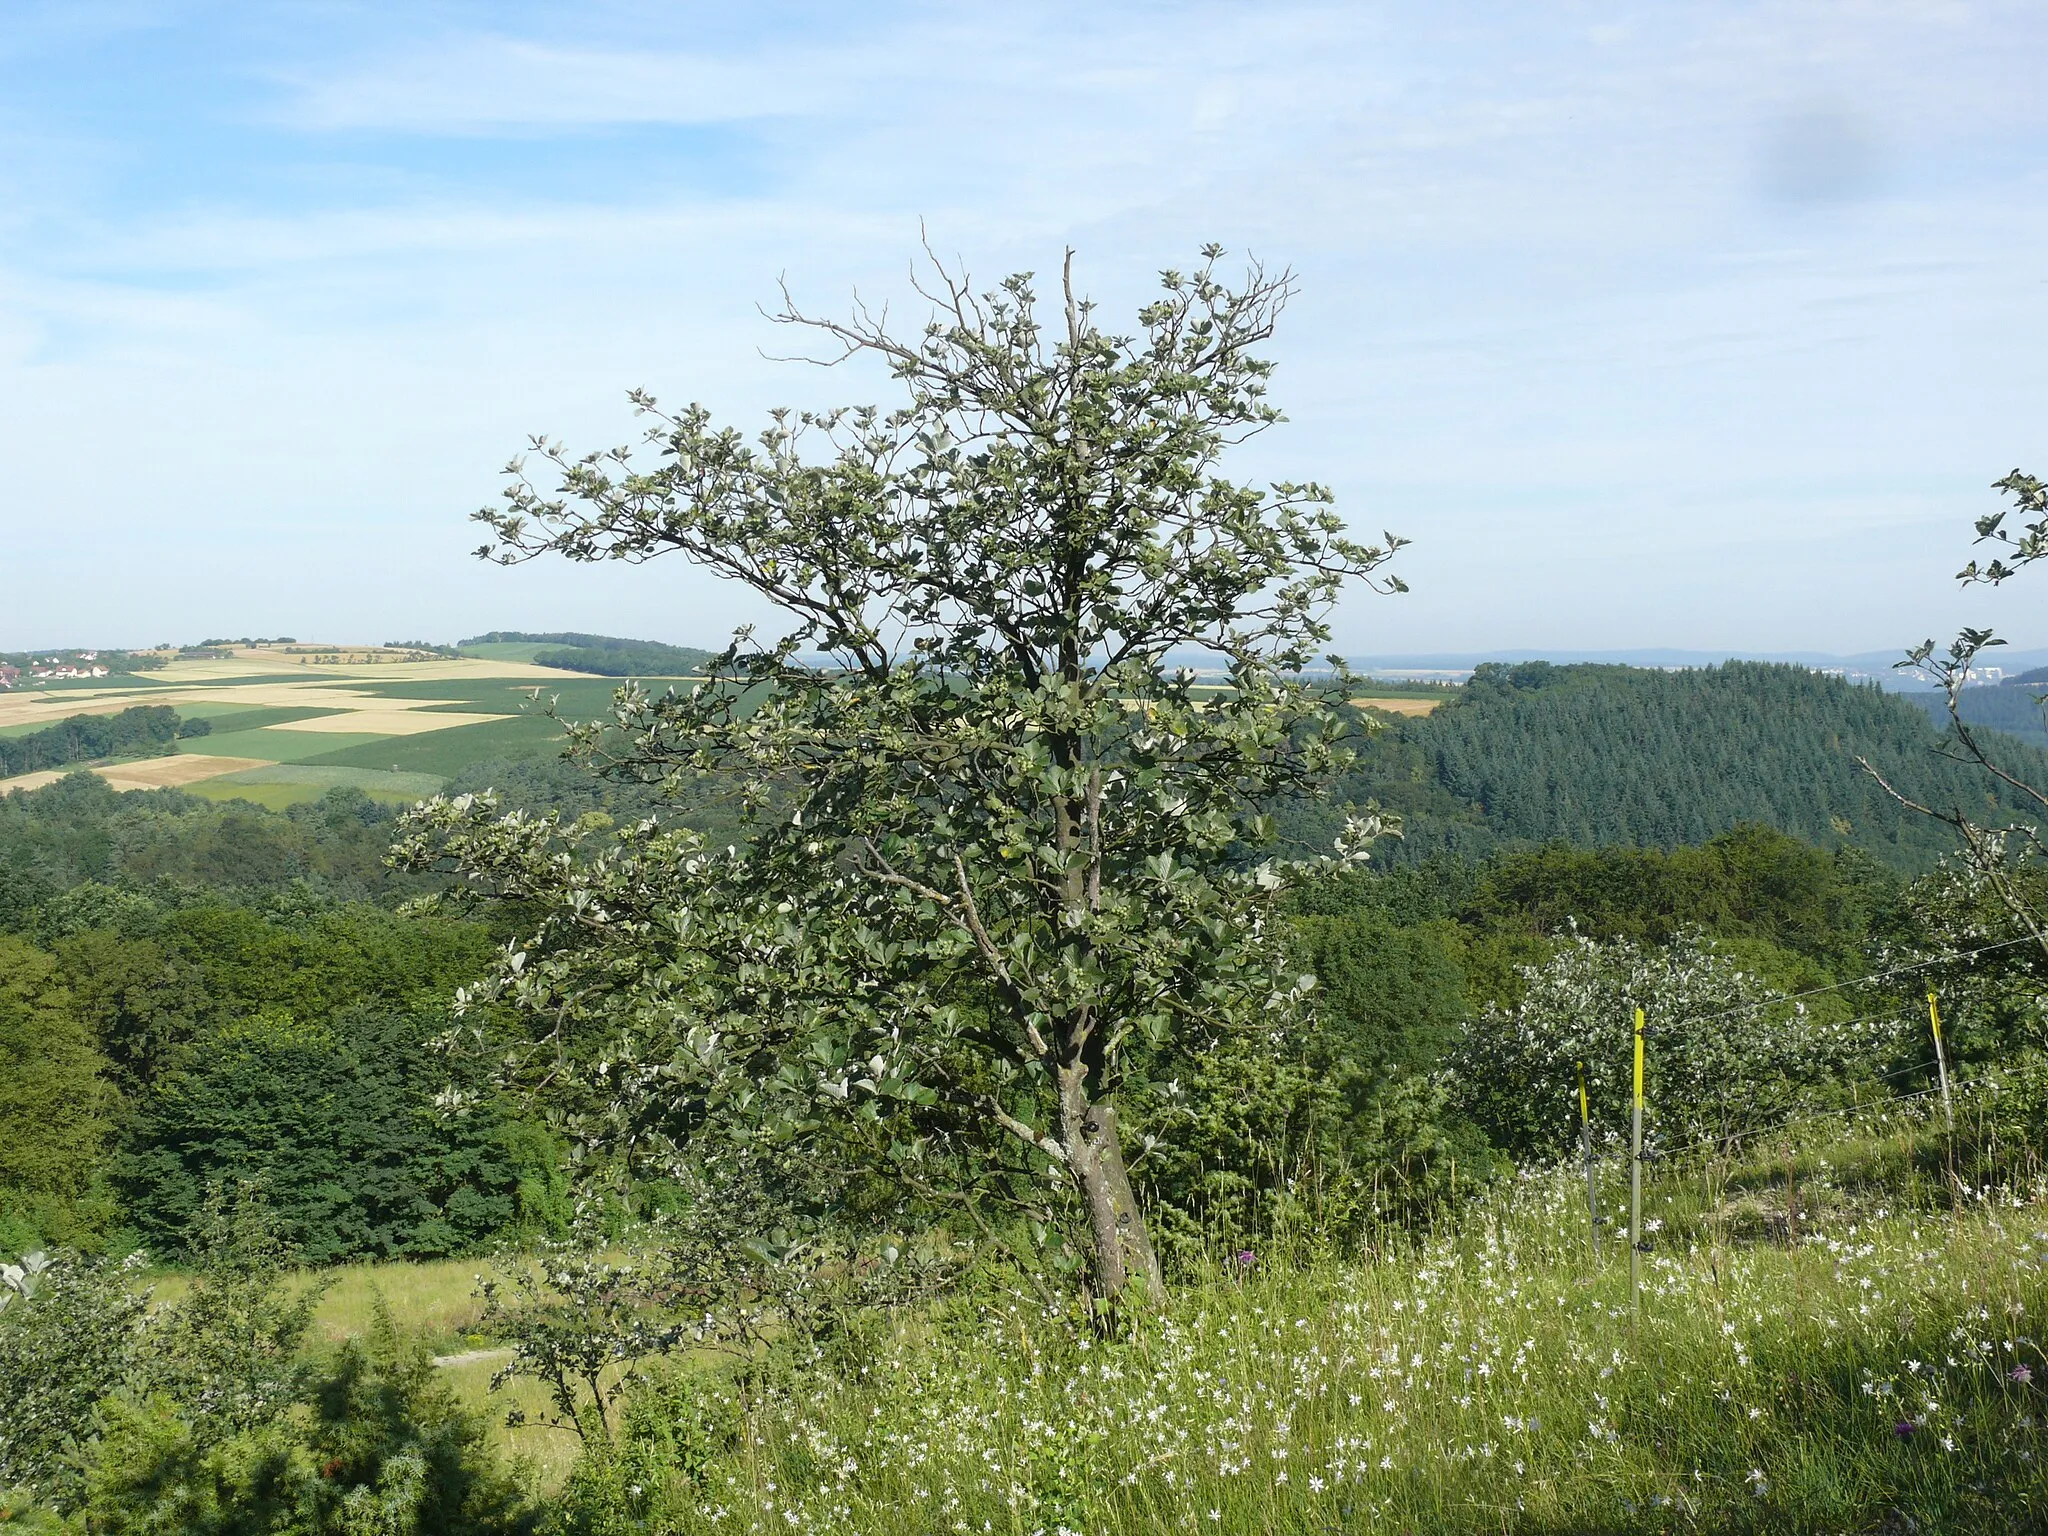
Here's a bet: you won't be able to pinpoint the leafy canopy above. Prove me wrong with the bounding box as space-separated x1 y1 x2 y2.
400 246 1405 1298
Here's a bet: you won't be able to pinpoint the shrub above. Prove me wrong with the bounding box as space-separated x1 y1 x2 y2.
2 1195 536 1533
82 1306 536 1536
0 1249 150 1503
1448 929 1888 1159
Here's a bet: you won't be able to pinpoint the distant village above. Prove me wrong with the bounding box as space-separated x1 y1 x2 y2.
0 650 113 688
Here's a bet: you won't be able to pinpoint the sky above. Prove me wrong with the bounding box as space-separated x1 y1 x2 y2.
1 0 2045 657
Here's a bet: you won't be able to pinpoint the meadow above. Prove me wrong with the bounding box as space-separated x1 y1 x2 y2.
708 1187 2046 1536
148 1098 2046 1534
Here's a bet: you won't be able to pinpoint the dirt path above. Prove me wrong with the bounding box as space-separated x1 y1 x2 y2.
432 1347 514 1369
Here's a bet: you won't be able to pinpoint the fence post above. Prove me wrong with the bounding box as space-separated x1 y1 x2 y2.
1927 991 1954 1132
1578 1060 1600 1262
1630 1006 1645 1317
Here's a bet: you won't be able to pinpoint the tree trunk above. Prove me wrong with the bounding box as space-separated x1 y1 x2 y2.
1058 1070 1162 1305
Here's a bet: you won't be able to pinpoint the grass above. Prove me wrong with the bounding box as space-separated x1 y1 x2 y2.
106 1109 2048 1528
583 1114 2048 1534
143 1255 586 1488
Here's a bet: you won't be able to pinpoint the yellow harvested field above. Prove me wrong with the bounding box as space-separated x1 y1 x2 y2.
0 769 65 794
272 708 508 735
0 754 276 795
0 692 152 729
95 754 277 789
1350 696 1442 716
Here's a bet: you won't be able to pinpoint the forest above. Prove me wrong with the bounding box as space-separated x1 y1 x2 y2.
1296 659 2048 868
456 631 716 677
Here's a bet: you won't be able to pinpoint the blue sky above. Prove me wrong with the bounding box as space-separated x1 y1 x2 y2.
3 1 2045 655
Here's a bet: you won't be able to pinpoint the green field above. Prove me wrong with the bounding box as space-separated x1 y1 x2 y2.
2 671 172 692
0 700 339 739
184 763 449 808
350 676 680 712
173 702 350 730
182 781 423 810
300 715 570 776
183 726 389 763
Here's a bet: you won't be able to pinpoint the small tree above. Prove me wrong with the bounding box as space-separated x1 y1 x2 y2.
398 247 1403 1304
1864 470 2048 962
1449 930 1879 1160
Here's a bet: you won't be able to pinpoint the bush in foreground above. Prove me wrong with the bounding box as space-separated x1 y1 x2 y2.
0 1199 536 1534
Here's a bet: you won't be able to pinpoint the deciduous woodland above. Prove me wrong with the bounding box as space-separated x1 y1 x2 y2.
4 255 2047 1534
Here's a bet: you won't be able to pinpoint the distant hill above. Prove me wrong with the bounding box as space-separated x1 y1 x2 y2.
1284 660 2048 872
2006 666 2048 686
1902 685 2048 748
1345 646 2048 690
457 631 716 676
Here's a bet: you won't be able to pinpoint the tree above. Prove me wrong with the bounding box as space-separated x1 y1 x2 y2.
1447 931 1873 1161
121 1006 536 1263
0 936 118 1245
398 246 1404 1304
1865 470 2048 962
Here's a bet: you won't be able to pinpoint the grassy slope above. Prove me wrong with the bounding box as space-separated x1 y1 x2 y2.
694 1127 2048 1533
222 1104 2048 1522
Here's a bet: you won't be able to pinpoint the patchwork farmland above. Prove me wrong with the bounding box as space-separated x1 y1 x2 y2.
0 644 678 805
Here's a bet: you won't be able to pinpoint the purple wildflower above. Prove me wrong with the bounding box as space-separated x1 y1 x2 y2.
1234 1249 1256 1269
2012 1364 2033 1385
1894 1421 1918 1439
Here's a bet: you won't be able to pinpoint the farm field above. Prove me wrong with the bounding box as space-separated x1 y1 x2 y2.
1350 693 1443 715
0 644 696 803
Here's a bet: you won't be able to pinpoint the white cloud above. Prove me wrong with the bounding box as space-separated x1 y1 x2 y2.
3 0 2047 651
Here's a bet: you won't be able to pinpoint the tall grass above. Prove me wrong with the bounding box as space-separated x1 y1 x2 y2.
575 1129 2048 1534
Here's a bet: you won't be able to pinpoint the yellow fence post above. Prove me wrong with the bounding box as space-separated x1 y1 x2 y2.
1928 991 1954 1132
1578 1060 1600 1262
1630 1007 1645 1317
